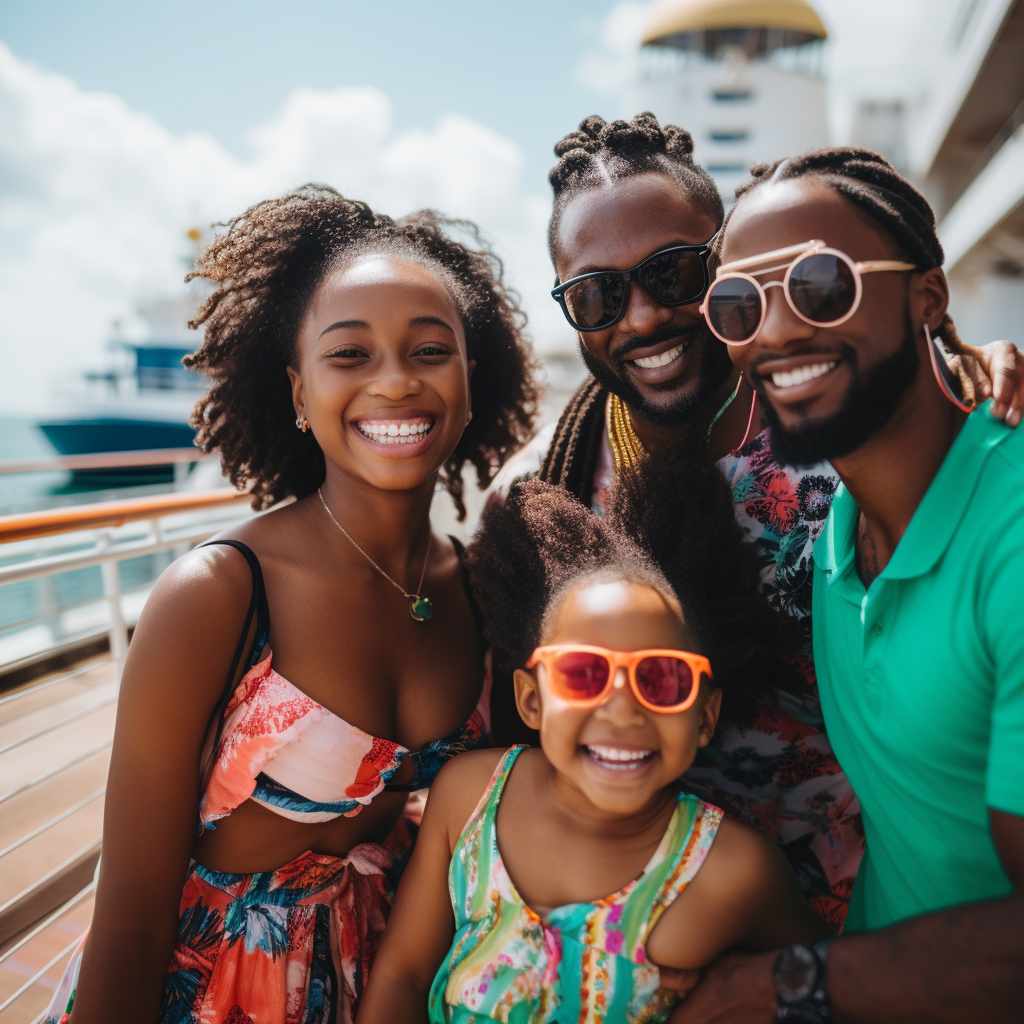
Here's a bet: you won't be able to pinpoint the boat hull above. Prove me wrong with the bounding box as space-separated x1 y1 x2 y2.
38 419 197 484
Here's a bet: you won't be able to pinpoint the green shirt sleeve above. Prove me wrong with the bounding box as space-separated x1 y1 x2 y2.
983 523 1024 817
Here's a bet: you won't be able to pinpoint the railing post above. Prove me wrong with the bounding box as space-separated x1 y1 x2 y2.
98 532 128 681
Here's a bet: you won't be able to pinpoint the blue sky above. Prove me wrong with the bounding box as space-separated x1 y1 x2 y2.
0 0 937 412
1 0 627 196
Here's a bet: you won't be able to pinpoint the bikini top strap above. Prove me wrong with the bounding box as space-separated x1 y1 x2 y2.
198 539 271 772
449 535 485 636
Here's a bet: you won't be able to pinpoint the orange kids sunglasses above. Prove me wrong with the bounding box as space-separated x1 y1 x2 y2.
525 644 711 714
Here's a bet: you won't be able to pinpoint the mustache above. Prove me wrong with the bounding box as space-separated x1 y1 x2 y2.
610 320 709 364
746 343 857 384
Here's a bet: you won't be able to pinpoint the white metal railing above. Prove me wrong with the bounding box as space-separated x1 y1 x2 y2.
0 458 256 1018
0 489 253 679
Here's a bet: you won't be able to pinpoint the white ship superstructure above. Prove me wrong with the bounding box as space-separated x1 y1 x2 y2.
627 0 829 201
903 0 1024 347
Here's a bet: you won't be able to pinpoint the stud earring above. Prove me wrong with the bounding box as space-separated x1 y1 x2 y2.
466 410 473 424
295 416 309 432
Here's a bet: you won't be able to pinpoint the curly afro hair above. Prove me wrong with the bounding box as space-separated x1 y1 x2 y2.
467 440 803 729
547 112 724 264
184 184 541 515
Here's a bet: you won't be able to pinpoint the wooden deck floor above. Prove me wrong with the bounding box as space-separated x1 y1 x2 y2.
0 656 115 1023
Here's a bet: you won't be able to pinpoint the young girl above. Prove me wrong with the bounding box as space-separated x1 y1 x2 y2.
357 451 831 1023
48 188 538 1024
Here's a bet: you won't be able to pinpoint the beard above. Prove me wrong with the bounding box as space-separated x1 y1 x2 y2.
753 305 921 468
579 320 736 429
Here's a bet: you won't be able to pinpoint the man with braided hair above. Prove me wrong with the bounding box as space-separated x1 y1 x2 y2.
667 148 1024 1023
488 114 1024 936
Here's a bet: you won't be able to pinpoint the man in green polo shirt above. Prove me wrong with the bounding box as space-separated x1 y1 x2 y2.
669 147 1023 1024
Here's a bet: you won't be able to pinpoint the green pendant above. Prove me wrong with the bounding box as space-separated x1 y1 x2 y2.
409 595 433 622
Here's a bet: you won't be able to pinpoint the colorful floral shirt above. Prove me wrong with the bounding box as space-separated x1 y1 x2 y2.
486 420 864 930
429 746 722 1023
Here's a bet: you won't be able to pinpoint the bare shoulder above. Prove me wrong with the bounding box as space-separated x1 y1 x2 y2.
122 540 261 718
136 540 255 638
426 747 512 851
694 815 790 902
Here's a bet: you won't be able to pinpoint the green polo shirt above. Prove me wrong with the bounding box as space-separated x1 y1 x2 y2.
812 404 1024 933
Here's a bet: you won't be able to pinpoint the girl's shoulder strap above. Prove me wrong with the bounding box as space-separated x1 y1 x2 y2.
449 535 485 636
629 796 724 956
195 540 271 807
199 539 270 673
452 745 526 857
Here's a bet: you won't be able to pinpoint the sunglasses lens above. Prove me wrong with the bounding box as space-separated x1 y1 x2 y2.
640 250 707 305
562 274 625 330
788 253 857 324
635 656 693 708
706 277 763 342
551 650 610 701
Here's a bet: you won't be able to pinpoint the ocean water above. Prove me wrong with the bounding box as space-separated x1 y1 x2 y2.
0 417 183 665
0 416 185 516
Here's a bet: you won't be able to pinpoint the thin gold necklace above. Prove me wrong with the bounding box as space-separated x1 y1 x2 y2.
606 376 744 471
317 488 433 622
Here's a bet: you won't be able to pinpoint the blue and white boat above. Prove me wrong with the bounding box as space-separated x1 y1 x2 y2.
38 298 207 483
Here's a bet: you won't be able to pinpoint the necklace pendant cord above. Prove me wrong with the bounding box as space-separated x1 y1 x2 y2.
317 488 433 622
606 374 744 473
705 375 743 445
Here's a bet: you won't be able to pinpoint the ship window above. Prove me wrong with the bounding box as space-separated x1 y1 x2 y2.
712 89 752 102
709 130 750 143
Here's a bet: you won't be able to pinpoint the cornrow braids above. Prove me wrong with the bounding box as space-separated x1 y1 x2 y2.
719 146 967 354
468 444 802 728
548 112 724 264
538 375 607 503
185 185 541 514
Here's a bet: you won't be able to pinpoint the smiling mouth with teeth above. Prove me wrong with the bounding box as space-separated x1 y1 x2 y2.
630 343 685 370
584 745 655 771
355 419 434 445
770 360 838 389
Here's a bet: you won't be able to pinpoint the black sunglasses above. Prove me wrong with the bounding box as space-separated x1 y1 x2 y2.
551 243 712 332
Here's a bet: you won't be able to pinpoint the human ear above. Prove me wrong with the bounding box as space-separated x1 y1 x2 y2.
696 687 722 748
914 267 950 335
286 365 305 423
513 668 543 731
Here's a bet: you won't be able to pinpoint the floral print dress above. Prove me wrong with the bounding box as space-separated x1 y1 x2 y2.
429 747 722 1024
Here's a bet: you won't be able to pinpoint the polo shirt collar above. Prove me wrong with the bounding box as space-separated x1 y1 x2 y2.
814 403 1010 582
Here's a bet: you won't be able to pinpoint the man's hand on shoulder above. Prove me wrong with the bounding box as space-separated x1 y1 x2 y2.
954 341 1024 426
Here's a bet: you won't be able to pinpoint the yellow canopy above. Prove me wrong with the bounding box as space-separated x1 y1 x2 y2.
642 0 828 45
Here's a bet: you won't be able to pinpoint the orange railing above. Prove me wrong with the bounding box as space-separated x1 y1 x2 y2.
0 489 251 544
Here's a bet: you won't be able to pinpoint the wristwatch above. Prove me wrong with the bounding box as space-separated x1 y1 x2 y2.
772 939 835 1022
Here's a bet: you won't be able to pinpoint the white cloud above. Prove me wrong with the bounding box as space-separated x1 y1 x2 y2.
575 2 651 96
0 44 569 415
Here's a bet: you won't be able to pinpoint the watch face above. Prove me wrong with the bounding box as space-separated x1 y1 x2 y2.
774 945 819 1003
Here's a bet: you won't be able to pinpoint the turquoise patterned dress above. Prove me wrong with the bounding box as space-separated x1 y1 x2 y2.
428 746 722 1023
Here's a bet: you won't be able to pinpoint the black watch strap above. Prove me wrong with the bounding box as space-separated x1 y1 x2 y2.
773 938 835 1023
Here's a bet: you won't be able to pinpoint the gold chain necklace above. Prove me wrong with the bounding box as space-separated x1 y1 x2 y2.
606 376 744 472
317 488 433 621
606 393 644 470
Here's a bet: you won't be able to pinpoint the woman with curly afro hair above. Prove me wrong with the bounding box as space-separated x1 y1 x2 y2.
54 185 540 1024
